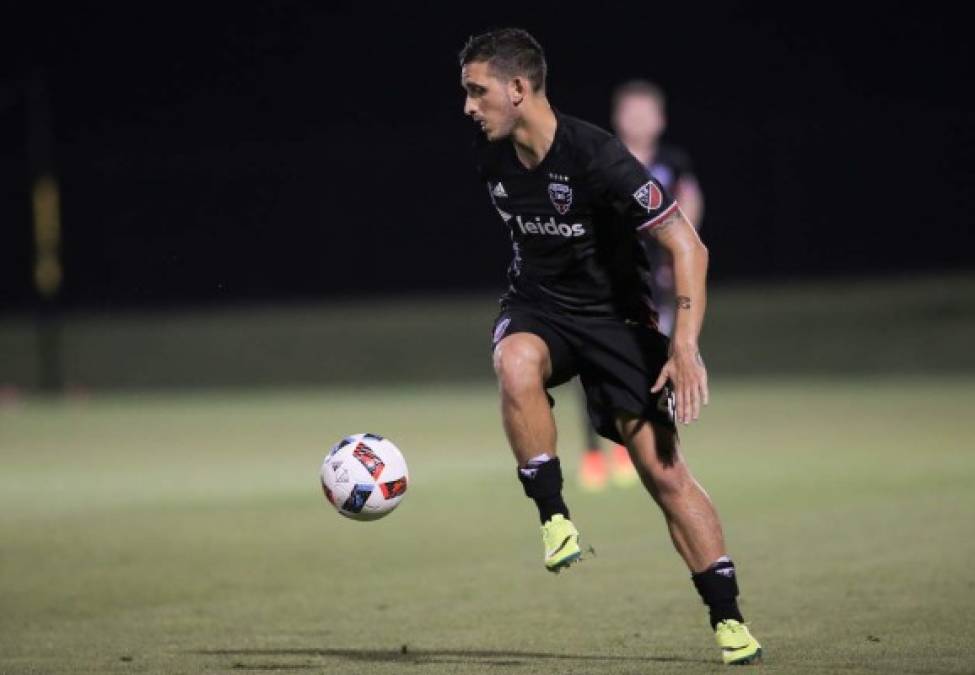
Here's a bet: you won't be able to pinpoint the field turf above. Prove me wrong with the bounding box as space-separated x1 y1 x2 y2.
2 377 973 674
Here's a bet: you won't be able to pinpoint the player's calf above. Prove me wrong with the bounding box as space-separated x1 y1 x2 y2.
616 414 760 661
493 334 559 463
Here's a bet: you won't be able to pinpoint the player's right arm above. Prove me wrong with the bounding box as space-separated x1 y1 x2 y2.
641 207 710 425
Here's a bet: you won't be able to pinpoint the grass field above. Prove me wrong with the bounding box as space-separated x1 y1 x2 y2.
3 274 975 389
2 378 974 674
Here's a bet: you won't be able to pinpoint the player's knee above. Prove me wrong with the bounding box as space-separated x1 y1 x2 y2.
640 453 696 502
493 337 547 396
648 465 692 499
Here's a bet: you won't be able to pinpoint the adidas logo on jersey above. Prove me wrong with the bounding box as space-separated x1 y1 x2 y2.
492 182 508 198
514 215 585 238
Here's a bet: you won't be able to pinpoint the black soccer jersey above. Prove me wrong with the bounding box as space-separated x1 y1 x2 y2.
474 110 677 323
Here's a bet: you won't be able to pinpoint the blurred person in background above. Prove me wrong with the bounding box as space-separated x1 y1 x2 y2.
578 79 706 492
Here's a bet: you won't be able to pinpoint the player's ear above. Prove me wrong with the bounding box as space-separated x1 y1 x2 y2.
510 77 527 106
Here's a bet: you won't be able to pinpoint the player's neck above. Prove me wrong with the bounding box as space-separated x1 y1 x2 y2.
511 99 557 170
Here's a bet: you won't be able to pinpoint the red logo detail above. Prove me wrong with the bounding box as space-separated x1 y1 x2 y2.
647 183 663 210
352 442 385 480
380 477 408 499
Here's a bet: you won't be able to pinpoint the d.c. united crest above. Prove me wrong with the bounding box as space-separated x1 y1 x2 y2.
547 182 573 215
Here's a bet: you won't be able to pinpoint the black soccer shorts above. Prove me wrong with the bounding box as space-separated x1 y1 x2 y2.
491 303 677 445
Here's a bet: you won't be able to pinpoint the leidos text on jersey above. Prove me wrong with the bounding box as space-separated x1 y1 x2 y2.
514 215 586 238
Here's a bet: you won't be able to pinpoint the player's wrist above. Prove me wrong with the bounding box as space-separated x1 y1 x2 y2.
669 339 699 356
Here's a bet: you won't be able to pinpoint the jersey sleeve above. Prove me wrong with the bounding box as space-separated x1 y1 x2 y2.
590 138 679 231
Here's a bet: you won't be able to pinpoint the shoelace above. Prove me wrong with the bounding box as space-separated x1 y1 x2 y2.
719 622 749 649
718 622 745 638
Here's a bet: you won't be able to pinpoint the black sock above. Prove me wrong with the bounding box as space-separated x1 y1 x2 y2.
517 456 569 524
691 558 745 629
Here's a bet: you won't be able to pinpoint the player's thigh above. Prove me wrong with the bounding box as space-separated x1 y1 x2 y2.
491 309 576 389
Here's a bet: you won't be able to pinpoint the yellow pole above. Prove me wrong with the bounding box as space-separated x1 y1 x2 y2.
27 72 64 392
32 173 62 299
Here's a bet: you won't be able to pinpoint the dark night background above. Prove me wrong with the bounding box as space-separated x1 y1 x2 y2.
1 3 972 312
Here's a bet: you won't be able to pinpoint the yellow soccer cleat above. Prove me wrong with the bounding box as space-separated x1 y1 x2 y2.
541 514 581 572
715 619 763 665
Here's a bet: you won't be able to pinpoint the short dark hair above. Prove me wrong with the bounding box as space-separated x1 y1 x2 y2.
459 28 547 92
611 79 666 113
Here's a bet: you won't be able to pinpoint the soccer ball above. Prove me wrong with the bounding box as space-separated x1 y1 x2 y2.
320 433 409 521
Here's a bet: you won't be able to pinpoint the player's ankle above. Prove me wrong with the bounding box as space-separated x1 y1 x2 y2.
517 455 570 524
691 557 745 629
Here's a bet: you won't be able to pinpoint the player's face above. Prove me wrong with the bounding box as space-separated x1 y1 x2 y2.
613 94 665 146
461 61 518 141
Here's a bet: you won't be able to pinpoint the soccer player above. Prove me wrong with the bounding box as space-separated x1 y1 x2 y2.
459 29 762 665
577 80 707 492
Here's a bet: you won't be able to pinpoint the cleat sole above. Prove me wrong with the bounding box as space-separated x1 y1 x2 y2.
725 647 763 665
545 550 582 573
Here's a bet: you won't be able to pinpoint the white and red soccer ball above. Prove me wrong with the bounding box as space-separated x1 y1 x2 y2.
320 433 408 521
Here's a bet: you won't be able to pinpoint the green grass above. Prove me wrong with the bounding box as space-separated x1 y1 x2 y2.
2 378 974 674
3 273 975 389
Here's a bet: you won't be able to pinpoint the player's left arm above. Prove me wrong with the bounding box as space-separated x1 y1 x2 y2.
590 138 709 424
641 207 709 424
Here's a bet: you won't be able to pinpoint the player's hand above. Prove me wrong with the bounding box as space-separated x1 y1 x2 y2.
651 344 709 425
